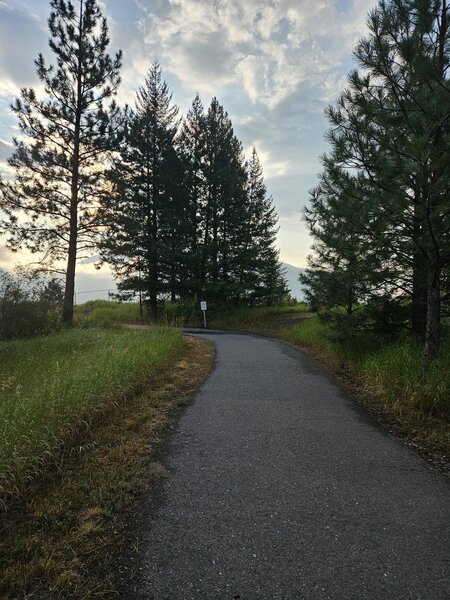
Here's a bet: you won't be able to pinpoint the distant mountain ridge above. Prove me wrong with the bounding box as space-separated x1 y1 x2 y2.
281 262 305 301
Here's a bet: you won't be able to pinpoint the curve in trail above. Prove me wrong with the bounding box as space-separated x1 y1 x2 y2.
118 332 450 600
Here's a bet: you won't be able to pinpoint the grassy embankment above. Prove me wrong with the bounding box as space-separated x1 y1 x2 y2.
0 326 214 598
0 327 182 504
73 298 309 329
281 316 450 455
74 298 211 328
74 299 145 327
202 303 310 330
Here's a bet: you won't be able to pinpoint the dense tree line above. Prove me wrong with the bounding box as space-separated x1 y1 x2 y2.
301 0 450 361
0 0 287 324
99 64 287 318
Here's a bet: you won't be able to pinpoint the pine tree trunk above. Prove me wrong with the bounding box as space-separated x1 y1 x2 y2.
146 135 158 322
424 263 441 362
200 195 211 292
149 208 158 321
212 202 218 287
63 216 78 324
421 0 445 360
63 2 83 325
411 191 427 339
63 130 80 324
346 294 353 316
149 259 157 321
192 183 199 301
411 252 427 339
170 264 176 303
423 0 447 361
146 178 157 321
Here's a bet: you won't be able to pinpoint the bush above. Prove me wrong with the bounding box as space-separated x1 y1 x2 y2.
316 295 409 347
0 271 63 340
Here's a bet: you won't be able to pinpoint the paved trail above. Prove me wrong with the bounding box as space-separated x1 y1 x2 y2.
119 332 450 600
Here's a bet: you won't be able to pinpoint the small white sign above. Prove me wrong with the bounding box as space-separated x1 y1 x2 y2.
200 301 207 311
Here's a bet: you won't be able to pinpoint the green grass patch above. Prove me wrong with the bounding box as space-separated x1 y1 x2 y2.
0 327 183 505
74 300 144 328
73 299 309 330
283 316 450 445
283 315 332 353
205 303 309 329
362 343 449 421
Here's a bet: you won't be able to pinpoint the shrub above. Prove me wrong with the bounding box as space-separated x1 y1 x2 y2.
0 271 63 340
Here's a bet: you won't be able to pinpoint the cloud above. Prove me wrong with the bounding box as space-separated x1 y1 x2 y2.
0 139 13 179
0 243 32 272
245 141 290 179
135 0 372 109
0 139 12 163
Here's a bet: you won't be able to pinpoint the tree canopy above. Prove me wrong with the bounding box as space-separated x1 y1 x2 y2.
301 0 450 360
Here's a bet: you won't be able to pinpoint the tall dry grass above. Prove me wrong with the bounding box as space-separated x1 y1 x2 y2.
0 327 183 505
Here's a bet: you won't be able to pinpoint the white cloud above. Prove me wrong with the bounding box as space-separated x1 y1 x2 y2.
135 0 372 109
245 141 291 179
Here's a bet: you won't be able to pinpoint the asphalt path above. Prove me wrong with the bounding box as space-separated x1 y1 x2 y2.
118 332 450 600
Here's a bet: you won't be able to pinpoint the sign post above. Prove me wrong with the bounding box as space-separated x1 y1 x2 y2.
200 301 207 328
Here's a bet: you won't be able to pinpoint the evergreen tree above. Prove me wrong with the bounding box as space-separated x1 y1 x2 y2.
347 0 449 356
301 166 393 315
201 98 250 301
243 148 287 305
101 62 180 319
305 0 450 359
202 98 233 295
1 0 122 324
177 94 207 303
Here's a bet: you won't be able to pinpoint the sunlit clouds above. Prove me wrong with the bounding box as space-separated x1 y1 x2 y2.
0 0 375 274
135 0 371 109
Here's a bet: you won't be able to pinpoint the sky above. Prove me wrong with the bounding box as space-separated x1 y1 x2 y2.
0 0 376 299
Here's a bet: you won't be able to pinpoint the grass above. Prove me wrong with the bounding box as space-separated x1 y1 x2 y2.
74 300 144 327
282 315 332 353
362 343 449 422
282 316 450 451
0 336 214 599
0 327 184 506
73 299 309 329
204 303 309 329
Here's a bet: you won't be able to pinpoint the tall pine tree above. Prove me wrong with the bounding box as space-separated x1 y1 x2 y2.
303 0 450 359
101 62 180 319
177 94 207 304
1 0 122 323
243 148 287 305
